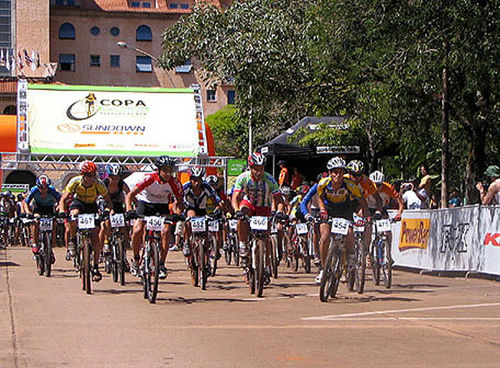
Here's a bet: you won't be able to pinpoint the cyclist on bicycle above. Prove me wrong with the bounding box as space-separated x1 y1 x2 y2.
182 167 224 277
231 152 284 270
99 163 131 260
125 156 184 280
22 175 61 261
315 157 368 283
58 161 113 282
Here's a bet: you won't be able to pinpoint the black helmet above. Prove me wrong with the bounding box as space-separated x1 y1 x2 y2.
154 156 177 170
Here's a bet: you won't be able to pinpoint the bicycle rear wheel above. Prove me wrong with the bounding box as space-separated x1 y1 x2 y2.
300 237 311 273
44 232 52 277
210 236 218 277
255 239 265 298
82 237 92 294
199 238 207 290
111 241 118 283
233 236 240 267
319 239 342 302
355 240 366 294
371 243 381 286
118 237 126 286
35 253 44 276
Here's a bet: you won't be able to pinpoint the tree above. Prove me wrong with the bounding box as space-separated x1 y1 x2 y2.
205 105 247 158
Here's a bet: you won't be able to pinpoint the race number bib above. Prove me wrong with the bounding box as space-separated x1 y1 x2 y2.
78 214 95 230
330 218 350 235
39 218 53 231
146 216 163 231
191 217 206 233
270 221 278 234
353 214 365 233
296 223 308 235
228 219 238 231
376 219 391 232
250 216 268 231
110 213 125 228
208 220 219 232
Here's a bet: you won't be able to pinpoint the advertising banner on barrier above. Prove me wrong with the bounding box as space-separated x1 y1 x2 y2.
478 206 500 275
391 211 432 269
27 84 200 157
429 206 480 272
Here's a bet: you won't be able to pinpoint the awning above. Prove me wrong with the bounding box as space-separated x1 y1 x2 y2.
0 115 17 152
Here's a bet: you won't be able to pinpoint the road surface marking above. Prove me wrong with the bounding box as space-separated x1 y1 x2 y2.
302 302 500 320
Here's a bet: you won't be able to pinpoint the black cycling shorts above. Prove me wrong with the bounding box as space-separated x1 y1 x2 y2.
33 205 56 217
185 206 207 217
69 198 99 214
136 201 170 217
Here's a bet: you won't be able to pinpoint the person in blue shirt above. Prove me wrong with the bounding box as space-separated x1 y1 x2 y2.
22 175 61 260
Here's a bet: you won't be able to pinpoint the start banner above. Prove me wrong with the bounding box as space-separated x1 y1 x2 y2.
27 84 201 157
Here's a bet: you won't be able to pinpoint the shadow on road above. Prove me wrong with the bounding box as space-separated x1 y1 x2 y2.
157 296 260 304
0 261 20 267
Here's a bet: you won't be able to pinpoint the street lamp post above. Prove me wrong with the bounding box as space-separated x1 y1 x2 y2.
116 41 175 87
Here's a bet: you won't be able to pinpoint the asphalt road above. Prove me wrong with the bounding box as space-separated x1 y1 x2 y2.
1 246 499 367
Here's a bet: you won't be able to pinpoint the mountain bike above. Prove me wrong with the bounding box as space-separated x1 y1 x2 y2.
207 215 222 276
370 218 393 288
319 217 352 302
108 213 128 286
140 213 184 303
347 215 367 294
224 219 239 266
291 221 312 273
269 214 288 278
34 216 56 277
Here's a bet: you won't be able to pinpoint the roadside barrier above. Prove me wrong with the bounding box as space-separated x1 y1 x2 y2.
388 205 500 276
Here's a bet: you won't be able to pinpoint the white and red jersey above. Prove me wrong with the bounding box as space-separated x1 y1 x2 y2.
135 172 183 204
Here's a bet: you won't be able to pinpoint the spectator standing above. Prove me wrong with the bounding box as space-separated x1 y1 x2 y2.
476 165 500 205
278 160 290 188
418 164 432 206
290 167 305 191
401 179 424 210
448 189 461 208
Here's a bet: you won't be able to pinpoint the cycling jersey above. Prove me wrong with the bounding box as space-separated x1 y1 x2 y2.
289 194 303 218
317 176 362 208
65 176 109 204
183 181 220 210
135 172 183 204
300 184 318 215
103 178 126 204
234 171 280 208
25 185 61 208
344 173 377 198
367 182 398 209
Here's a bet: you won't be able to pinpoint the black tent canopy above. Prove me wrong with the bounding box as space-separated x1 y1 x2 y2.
258 116 360 180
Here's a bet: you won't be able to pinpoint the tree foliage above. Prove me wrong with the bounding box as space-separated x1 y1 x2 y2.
205 105 247 158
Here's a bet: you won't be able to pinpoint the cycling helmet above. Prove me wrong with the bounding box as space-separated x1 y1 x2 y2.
347 160 365 175
79 161 97 174
299 184 310 195
369 170 385 185
326 156 346 171
36 174 51 188
189 166 205 178
105 163 121 176
17 193 24 201
248 152 266 167
206 175 218 186
278 160 286 166
280 186 291 197
154 155 176 170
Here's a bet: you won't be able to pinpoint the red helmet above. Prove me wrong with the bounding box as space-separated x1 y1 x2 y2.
79 161 97 174
299 184 310 195
248 152 266 167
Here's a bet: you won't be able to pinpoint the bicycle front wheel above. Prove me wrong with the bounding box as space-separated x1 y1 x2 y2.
355 240 366 294
148 240 160 304
44 232 52 277
118 237 126 286
255 239 265 298
82 236 92 294
270 235 278 279
210 236 218 277
319 239 342 302
382 240 392 289
199 238 207 290
371 242 381 286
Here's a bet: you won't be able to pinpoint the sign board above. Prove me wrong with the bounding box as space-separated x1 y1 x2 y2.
1 184 30 193
26 84 202 157
316 146 360 154
227 159 246 176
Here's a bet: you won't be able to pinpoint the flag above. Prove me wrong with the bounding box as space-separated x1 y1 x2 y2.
0 48 4 66
23 49 32 66
5 49 9 71
35 51 40 68
17 51 24 70
30 50 37 71
10 50 15 72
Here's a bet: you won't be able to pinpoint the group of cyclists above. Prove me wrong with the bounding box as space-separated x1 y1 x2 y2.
1 151 403 300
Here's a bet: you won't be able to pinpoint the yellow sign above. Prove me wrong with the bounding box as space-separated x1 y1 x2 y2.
399 218 430 251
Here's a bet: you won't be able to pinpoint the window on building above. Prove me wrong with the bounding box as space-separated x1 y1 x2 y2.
207 90 216 102
110 27 120 37
136 56 152 72
180 3 189 9
59 23 75 39
131 1 140 7
55 0 75 5
131 1 151 8
110 55 120 68
143 2 151 7
90 26 100 36
90 55 100 67
59 54 75 71
227 90 236 105
0 1 11 50
3 105 16 115
169 3 178 9
175 59 192 73
136 25 152 41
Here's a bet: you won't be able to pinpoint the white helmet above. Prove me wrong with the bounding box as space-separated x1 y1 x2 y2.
326 156 347 171
369 170 385 185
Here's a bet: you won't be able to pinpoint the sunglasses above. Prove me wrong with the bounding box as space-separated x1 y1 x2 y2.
84 173 96 178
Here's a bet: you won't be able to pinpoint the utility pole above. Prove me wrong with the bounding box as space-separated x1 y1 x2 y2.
441 39 450 208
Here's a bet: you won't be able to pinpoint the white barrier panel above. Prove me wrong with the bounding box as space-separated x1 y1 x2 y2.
478 206 500 275
390 205 500 276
